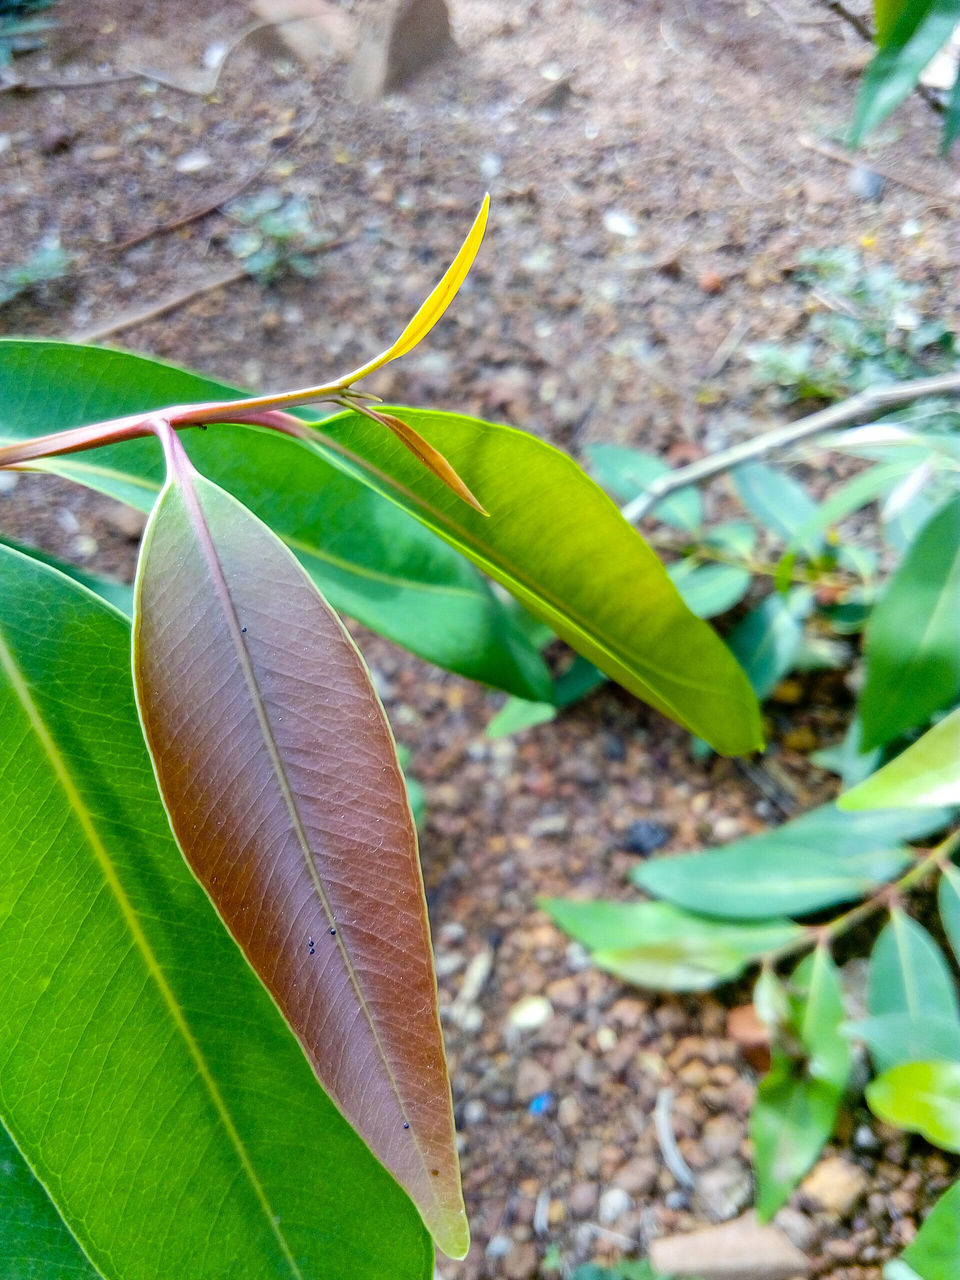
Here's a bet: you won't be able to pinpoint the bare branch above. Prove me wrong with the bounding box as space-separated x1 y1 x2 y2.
623 370 960 524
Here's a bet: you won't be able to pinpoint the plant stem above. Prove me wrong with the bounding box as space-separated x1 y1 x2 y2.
767 828 959 967
623 370 960 523
647 532 857 590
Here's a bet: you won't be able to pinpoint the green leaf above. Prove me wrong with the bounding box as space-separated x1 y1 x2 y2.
585 443 702 532
728 588 813 699
667 560 752 618
486 697 558 738
733 463 820 556
0 544 431 1279
845 1013 960 1070
633 801 947 920
867 1061 960 1152
133 438 466 1258
888 1179 960 1280
811 716 884 787
752 948 852 1219
875 0 918 45
0 339 549 701
939 862 960 966
0 1118 99 1279
852 0 958 143
540 899 802 992
0 340 762 755
0 532 134 615
705 520 756 559
840 706 960 809
943 56 960 152
315 407 761 754
860 496 960 750
867 910 959 1071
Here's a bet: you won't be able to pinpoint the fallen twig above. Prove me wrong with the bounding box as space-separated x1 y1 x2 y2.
623 370 960 523
654 1087 696 1190
69 267 250 345
112 108 320 252
797 134 956 206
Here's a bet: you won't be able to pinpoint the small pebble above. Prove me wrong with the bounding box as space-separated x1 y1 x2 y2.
603 209 638 238
620 819 672 856
597 1186 632 1225
848 165 884 201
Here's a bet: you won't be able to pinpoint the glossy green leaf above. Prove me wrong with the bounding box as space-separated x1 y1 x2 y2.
0 339 549 700
728 588 813 699
0 532 134 615
841 707 960 810
867 911 959 1073
585 443 702 532
667 560 752 619
134 438 466 1258
845 1013 960 1070
875 0 919 45
940 862 960 966
811 717 884 787
633 801 948 920
733 463 820 556
852 0 958 143
752 948 851 1219
867 1061 960 1152
0 1119 99 1279
943 59 960 152
705 520 756 558
540 899 802 991
0 544 431 1280
313 407 762 754
886 1179 960 1280
860 496 960 750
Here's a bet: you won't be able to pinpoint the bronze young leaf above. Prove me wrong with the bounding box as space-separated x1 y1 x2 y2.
132 425 468 1259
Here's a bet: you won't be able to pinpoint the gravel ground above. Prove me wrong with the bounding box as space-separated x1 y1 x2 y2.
2 1 959 1275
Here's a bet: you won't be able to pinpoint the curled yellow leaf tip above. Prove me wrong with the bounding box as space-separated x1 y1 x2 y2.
347 194 490 384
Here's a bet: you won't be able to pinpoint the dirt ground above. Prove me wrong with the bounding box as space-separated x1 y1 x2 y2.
2 1 959 1276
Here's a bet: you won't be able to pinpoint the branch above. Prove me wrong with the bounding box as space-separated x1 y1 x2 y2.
623 370 960 524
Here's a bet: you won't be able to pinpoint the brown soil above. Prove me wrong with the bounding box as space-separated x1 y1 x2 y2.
1 1 959 1277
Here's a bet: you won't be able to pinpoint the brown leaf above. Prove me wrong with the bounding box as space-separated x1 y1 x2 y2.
132 432 468 1258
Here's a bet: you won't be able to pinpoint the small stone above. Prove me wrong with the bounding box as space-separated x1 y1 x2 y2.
800 1157 869 1217
507 995 553 1032
698 270 726 295
701 1114 743 1163
568 1181 599 1217
620 819 672 856
514 1058 552 1104
557 1095 582 1128
461 1099 486 1125
612 1156 658 1197
650 1212 810 1279
102 503 148 541
485 1233 513 1258
597 1186 632 1225
175 149 213 174
694 1159 753 1223
848 165 885 201
502 1241 538 1280
773 1206 818 1252
603 209 638 238
853 1124 880 1153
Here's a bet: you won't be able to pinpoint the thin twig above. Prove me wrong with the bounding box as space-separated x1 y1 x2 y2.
623 370 960 523
797 134 955 205
654 1088 696 1190
69 267 250 345
113 109 320 252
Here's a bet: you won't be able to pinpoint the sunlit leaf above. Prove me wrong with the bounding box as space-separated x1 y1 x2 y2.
840 707 960 810
486 697 558 738
752 948 851 1219
633 802 948 920
867 1061 960 1152
133 440 466 1258
886 1179 960 1280
860 496 960 750
0 544 431 1279
540 899 801 991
